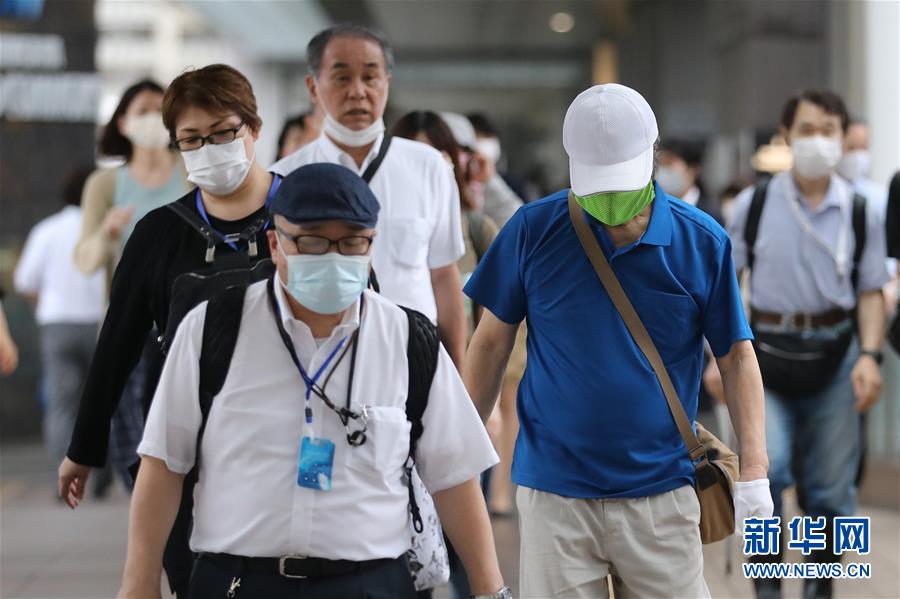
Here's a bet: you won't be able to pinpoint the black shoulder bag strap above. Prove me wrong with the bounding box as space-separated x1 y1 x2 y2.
401 305 441 533
744 178 770 273
361 134 392 184
851 193 867 292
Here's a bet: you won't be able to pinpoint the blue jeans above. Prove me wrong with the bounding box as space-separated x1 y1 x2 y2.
765 339 860 520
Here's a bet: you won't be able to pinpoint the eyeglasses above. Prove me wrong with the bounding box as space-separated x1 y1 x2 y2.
277 229 374 256
175 122 245 151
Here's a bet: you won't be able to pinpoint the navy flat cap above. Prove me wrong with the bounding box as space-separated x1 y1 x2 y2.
271 163 380 228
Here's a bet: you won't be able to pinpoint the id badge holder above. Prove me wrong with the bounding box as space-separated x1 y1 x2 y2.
298 437 335 491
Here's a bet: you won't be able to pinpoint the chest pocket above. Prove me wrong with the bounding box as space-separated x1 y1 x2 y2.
631 289 700 365
345 406 411 476
389 217 430 267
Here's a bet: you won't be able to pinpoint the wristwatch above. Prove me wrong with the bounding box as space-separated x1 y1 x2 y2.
471 586 513 599
859 349 883 365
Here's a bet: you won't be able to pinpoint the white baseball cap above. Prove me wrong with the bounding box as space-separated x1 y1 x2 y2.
440 111 477 149
563 83 659 195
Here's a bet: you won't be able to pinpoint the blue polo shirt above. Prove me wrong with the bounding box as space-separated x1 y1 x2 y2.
464 182 752 499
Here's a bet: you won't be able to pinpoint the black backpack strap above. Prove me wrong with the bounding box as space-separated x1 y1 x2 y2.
195 284 249 465
400 305 441 533
362 134 392 184
744 178 769 273
168 201 226 263
851 193 867 293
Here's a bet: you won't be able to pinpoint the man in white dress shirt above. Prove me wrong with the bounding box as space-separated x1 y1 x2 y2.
14 167 106 469
270 23 469 373
118 164 508 599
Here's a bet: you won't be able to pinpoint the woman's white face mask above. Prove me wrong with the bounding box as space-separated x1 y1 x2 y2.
181 137 254 196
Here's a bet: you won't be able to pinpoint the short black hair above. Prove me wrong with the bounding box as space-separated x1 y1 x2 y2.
306 23 394 78
467 112 499 137
780 89 850 133
99 79 165 160
658 138 705 168
62 166 94 207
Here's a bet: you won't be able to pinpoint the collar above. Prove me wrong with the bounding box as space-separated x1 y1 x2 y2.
272 275 361 340
639 181 674 247
318 132 385 175
785 171 846 213
588 181 672 258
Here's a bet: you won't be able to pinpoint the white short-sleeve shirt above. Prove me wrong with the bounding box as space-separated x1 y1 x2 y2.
138 281 497 560
270 134 465 323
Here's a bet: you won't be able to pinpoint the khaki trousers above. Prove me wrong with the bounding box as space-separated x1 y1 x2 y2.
517 485 710 599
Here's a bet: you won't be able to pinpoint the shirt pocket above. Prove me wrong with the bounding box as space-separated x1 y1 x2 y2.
388 217 430 268
630 289 700 365
345 406 411 477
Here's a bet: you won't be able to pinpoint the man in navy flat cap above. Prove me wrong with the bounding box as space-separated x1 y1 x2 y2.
119 164 508 599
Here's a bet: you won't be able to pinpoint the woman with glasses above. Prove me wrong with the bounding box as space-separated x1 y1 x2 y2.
72 80 189 496
58 64 278 598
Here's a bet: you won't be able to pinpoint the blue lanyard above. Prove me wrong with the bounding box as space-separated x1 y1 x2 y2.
297 337 348 424
194 174 282 251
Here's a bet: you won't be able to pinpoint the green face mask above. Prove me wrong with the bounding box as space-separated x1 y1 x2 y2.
573 181 655 226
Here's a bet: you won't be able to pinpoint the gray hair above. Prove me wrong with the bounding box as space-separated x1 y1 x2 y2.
306 23 395 78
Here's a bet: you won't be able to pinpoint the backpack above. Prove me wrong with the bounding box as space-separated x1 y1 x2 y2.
744 177 867 291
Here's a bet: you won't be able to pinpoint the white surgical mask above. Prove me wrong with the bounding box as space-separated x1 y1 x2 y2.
655 166 689 197
791 135 842 180
182 137 253 196
123 112 170 149
322 110 384 147
278 240 370 314
835 149 871 182
475 138 501 164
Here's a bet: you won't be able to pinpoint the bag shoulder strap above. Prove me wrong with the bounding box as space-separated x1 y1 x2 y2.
400 305 441 533
744 179 770 273
851 193 867 292
402 305 440 456
362 134 393 184
167 200 224 246
566 193 707 465
194 284 249 468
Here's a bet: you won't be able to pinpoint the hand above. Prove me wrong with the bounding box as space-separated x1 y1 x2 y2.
0 328 18 375
102 206 135 240
733 478 774 531
58 457 92 508
851 354 882 412
701 359 725 404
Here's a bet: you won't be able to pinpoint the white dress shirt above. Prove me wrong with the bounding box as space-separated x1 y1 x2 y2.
14 206 105 325
270 134 465 323
138 280 497 560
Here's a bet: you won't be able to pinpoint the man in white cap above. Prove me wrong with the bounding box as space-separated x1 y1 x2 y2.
463 83 773 597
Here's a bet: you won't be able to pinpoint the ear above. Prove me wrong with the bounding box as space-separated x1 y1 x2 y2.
267 229 280 256
117 114 128 135
306 75 318 104
778 126 790 145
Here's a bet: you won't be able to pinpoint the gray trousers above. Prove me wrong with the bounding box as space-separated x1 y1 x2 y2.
39 323 98 465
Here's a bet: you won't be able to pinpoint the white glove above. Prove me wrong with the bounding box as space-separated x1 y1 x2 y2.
734 479 774 531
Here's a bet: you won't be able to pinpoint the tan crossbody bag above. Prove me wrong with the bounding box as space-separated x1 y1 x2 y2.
567 192 739 544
